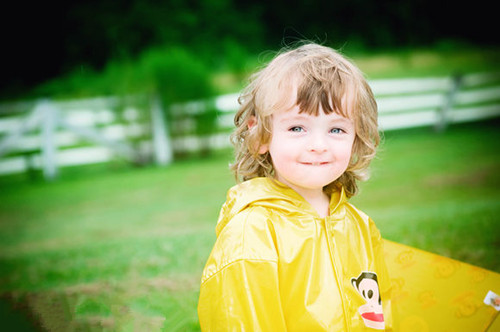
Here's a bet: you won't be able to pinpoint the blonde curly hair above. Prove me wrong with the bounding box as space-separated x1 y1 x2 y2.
230 43 379 197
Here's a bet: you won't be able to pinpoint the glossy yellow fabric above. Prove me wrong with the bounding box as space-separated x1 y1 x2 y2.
198 177 393 331
383 240 500 331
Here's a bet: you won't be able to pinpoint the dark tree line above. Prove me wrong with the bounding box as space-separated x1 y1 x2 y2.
2 0 497 97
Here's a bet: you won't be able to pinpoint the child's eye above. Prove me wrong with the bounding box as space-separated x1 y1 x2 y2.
289 126 304 133
330 128 344 134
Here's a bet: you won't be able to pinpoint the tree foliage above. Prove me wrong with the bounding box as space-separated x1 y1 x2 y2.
1 0 497 98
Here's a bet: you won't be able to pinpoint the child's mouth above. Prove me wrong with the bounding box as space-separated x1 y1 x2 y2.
302 162 330 166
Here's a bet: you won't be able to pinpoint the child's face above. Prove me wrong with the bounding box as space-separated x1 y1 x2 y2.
260 105 355 196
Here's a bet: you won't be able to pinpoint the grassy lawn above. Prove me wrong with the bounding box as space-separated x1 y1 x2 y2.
0 119 499 331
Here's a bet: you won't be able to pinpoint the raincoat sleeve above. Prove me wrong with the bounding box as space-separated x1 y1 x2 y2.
198 208 287 331
198 260 287 330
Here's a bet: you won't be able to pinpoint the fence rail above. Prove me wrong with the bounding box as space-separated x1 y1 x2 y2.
0 71 499 180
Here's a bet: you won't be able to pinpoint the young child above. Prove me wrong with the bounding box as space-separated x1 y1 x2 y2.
198 43 393 331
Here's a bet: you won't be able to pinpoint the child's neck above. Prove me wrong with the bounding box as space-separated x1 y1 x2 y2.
308 193 330 218
295 188 331 218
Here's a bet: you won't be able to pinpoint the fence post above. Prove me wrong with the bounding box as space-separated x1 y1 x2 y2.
40 99 58 180
150 95 173 165
435 74 462 132
0 102 44 159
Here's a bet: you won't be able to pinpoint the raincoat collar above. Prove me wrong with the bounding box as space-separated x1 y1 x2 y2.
216 177 347 236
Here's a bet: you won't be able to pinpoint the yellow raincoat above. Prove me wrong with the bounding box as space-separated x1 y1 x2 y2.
198 177 393 331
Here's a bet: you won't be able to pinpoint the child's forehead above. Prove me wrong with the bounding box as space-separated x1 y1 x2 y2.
276 81 355 118
265 92 353 119
274 103 354 122
257 66 357 121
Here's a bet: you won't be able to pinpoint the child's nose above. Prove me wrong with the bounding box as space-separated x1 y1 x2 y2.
307 133 328 153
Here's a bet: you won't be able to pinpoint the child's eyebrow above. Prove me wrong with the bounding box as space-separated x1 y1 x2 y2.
280 114 353 124
328 117 353 125
280 115 310 123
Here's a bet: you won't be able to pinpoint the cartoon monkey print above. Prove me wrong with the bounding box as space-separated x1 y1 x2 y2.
351 272 385 330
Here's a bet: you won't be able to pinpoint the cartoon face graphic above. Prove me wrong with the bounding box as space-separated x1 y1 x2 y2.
351 272 385 330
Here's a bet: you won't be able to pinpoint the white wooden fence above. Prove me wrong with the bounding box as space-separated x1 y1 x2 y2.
0 95 172 180
0 71 499 180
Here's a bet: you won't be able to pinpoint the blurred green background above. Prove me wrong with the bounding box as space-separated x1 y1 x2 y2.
0 1 499 331
1 0 499 101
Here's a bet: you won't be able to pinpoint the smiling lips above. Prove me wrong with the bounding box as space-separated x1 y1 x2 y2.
301 161 331 166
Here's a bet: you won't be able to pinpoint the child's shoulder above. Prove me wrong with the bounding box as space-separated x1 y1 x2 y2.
218 205 278 257
344 200 371 223
202 206 278 282
343 200 383 243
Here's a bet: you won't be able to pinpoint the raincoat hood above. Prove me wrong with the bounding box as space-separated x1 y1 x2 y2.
215 177 346 236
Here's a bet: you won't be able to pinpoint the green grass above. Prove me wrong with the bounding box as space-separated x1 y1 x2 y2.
1 120 499 330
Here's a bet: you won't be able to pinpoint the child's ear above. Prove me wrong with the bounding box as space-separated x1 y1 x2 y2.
258 143 269 154
247 115 258 129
